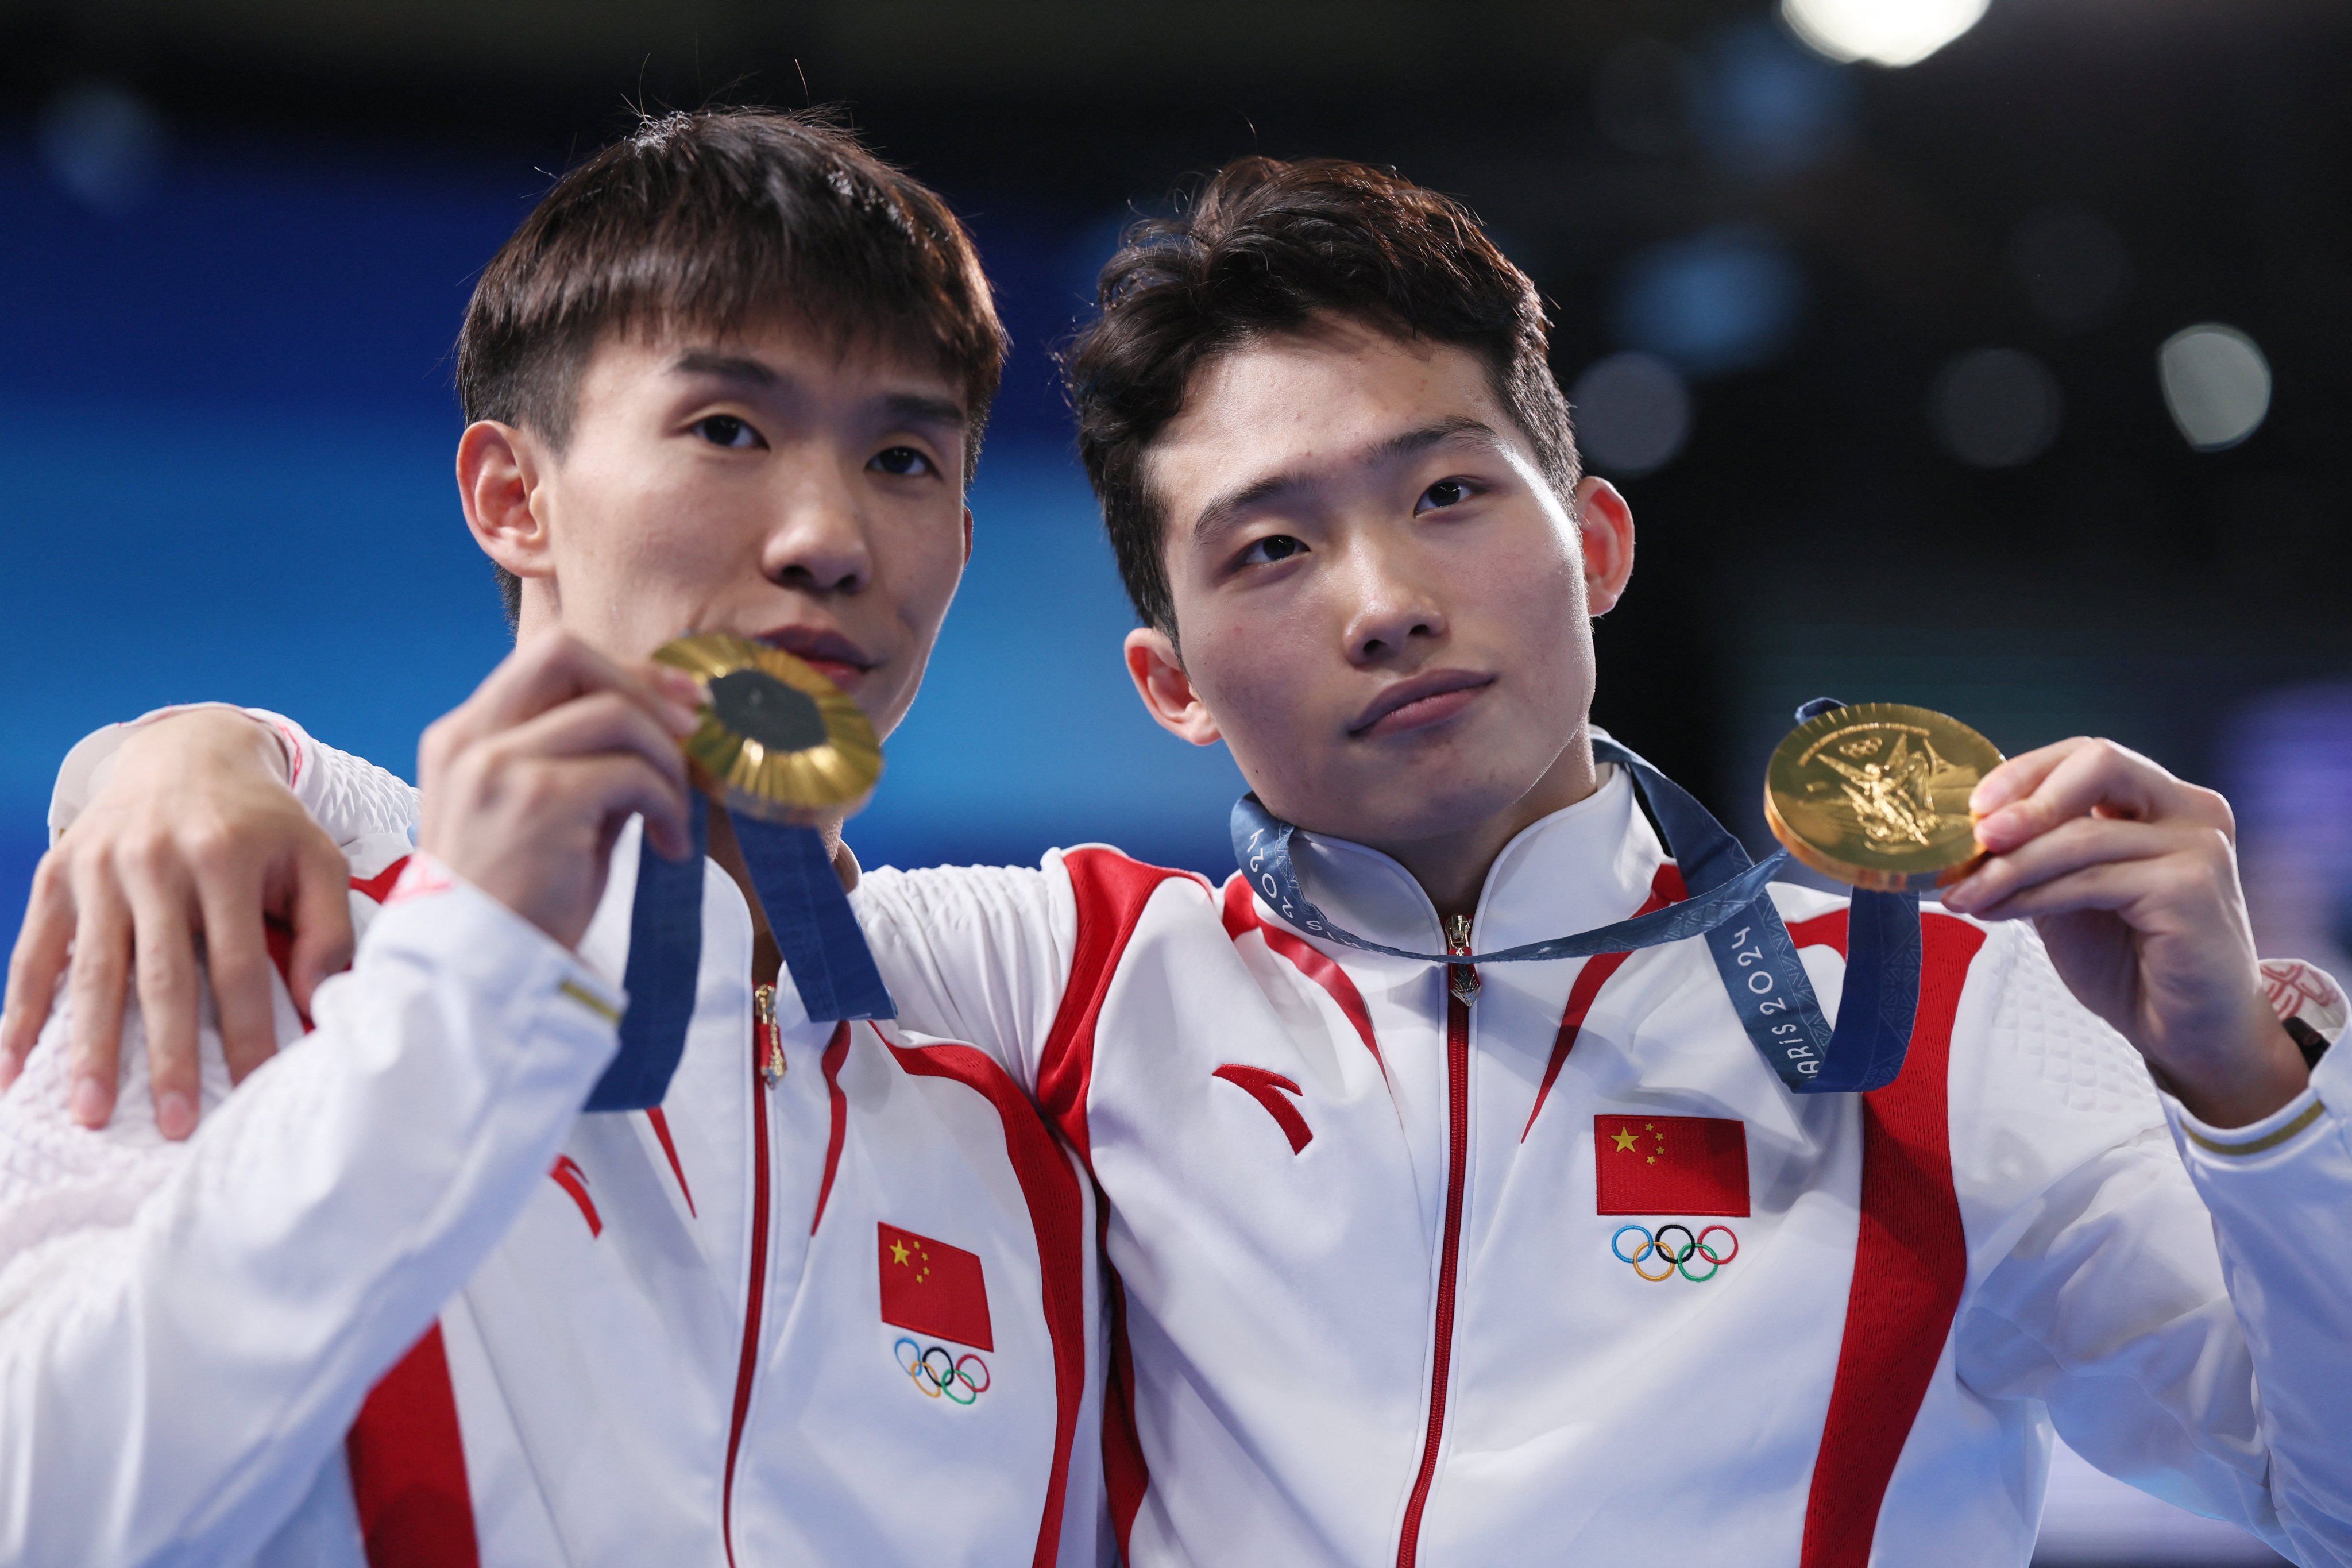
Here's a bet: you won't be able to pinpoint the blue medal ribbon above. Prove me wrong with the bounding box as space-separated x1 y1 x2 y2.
587 793 896 1112
1229 705 1921 1094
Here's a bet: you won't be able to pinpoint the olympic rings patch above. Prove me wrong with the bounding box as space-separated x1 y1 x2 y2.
1611 1222 1738 1283
895 1337 991 1404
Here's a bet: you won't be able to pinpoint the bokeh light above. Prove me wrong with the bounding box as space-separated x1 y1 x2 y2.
1781 0 1991 67
36 82 168 214
1613 227 1806 377
1931 347 2063 468
1570 352 1694 478
2158 324 2272 451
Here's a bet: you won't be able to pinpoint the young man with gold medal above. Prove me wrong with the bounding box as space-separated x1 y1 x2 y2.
0 111 1109 1566
10 153 2352 1566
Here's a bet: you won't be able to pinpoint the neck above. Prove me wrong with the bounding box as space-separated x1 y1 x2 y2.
703 805 854 986
1373 727 1601 924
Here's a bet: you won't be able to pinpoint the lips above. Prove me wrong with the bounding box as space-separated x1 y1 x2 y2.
754 624 876 686
1347 669 1496 737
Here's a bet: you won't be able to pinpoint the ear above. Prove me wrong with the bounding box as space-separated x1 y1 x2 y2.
1123 627 1223 747
455 420 555 585
1572 476 1637 616
961 504 974 569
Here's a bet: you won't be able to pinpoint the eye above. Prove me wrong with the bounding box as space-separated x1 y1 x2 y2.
870 446 937 478
693 414 763 450
1237 534 1308 569
1416 476 1480 513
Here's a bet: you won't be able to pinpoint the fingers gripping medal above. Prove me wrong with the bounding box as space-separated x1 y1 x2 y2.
1764 702 2003 891
586 634 894 1113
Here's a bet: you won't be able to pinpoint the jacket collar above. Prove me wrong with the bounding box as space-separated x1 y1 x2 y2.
1280 764 1668 963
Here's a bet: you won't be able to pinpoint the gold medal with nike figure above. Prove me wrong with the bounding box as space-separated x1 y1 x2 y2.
651 632 882 824
1764 702 2003 891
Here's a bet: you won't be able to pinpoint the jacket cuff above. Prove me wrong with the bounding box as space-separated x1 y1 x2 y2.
356 855 627 1090
2158 961 2350 1167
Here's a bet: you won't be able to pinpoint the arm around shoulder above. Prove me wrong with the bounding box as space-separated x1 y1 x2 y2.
0 862 620 1565
851 855 1081 1091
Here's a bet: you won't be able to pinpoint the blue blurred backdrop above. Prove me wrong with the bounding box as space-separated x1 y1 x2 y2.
0 134 1248 954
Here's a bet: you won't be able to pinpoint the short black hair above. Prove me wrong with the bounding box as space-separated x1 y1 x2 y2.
1064 156 1578 636
456 107 1007 625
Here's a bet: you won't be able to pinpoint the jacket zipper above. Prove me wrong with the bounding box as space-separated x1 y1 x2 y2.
1396 914 1477 1568
756 982 786 1084
722 985 778 1567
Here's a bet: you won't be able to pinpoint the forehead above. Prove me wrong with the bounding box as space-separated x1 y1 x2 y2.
577 311 967 414
1147 322 1517 514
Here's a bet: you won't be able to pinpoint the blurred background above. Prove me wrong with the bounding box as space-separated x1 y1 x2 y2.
0 2 2345 1557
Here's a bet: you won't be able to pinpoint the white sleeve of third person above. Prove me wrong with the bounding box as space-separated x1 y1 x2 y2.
849 854 1080 1094
1949 922 2352 1566
0 860 621 1566
49 706 422 852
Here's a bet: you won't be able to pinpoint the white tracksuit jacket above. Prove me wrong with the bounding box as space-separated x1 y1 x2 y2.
40 715 2352 1568
847 764 2352 1568
0 712 1104 1567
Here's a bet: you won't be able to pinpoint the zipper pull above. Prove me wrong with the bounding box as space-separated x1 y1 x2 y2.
755 983 786 1085
1444 914 1481 1007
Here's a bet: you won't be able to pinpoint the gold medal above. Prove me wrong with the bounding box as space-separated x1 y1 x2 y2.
651 632 882 824
1763 702 2002 891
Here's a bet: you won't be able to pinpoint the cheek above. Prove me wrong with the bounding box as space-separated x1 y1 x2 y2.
1476 527 1585 642
1188 615 1319 752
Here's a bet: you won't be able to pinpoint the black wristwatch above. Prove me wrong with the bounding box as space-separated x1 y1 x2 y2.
2284 1015 2332 1070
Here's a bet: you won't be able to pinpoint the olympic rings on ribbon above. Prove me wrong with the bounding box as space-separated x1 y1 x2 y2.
1610 1223 1739 1283
894 1337 991 1404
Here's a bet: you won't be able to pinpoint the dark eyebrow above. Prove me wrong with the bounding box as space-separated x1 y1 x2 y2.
1372 415 1497 463
881 391 970 430
670 349 781 388
1188 416 1504 545
669 352 965 431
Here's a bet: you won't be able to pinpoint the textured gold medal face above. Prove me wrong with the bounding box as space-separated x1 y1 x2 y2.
651 632 882 823
1764 702 2003 891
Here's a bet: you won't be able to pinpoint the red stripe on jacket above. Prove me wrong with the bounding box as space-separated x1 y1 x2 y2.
1220 875 1384 1076
1794 908 1987 1567
809 1022 854 1233
347 1326 480 1568
264 863 481 1568
1520 863 1688 1141
1038 848 1200 1560
890 1038 1091 1568
644 1107 696 1218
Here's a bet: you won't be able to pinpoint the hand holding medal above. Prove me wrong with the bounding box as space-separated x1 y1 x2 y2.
589 632 895 1113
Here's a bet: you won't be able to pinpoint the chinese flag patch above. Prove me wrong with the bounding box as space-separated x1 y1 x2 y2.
1593 1115 1749 1216
878 1223 994 1351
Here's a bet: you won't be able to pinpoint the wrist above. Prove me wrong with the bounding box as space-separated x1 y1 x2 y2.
119 706 294 789
2154 1003 2314 1128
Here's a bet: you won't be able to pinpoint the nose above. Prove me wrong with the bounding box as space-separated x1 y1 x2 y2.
1341 534 1447 666
762 470 875 597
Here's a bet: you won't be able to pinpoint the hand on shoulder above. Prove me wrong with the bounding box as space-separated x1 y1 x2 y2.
0 633 701 1141
0 708 347 1138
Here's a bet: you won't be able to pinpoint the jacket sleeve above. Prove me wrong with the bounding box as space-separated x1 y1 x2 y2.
849 857 1079 1094
1949 924 2352 1565
0 863 621 1567
49 705 422 852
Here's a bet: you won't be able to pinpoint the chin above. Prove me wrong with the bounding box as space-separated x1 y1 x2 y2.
1304 771 1523 848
